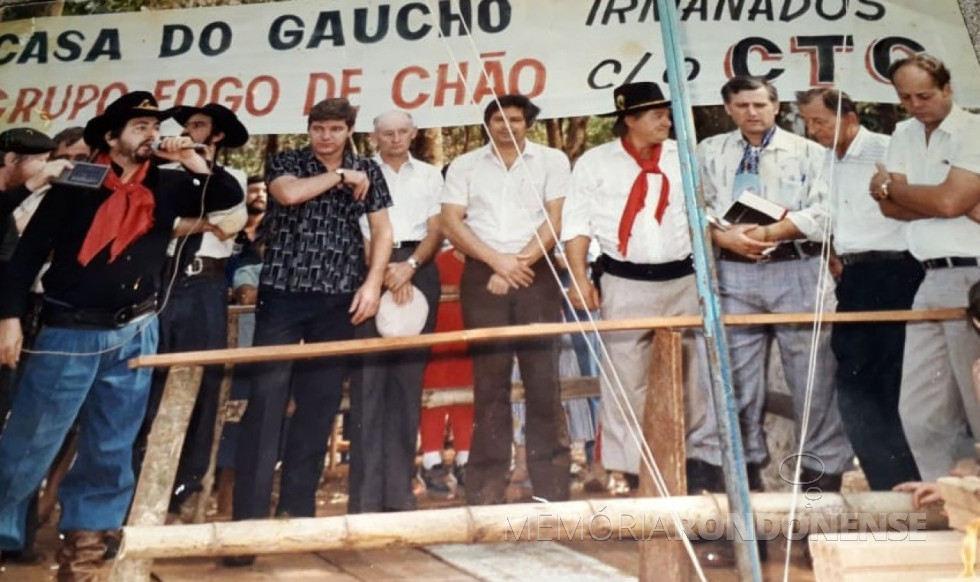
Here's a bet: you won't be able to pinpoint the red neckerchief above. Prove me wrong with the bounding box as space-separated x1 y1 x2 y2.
617 137 670 256
76 153 155 266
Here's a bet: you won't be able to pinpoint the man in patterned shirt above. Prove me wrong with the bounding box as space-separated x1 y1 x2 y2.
225 98 392 568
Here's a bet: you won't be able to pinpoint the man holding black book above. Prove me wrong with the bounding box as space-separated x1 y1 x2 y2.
562 81 708 493
796 87 923 490
691 76 852 493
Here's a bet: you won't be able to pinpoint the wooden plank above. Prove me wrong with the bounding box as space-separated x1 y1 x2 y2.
938 475 980 531
809 530 965 582
109 365 203 582
424 542 634 581
639 329 691 582
130 308 965 369
319 546 479 580
150 553 359 581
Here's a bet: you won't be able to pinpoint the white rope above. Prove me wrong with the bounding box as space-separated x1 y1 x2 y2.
425 5 708 578
781 58 850 582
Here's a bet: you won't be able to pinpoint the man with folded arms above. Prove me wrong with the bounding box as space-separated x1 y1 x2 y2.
0 91 242 579
869 53 980 481
692 76 852 494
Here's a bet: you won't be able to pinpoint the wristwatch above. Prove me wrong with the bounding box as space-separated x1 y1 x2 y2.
335 168 346 184
407 257 421 270
876 179 891 200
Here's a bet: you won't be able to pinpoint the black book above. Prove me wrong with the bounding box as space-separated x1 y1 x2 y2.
721 191 787 226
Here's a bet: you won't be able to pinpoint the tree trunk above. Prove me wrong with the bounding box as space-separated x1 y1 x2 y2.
412 128 444 168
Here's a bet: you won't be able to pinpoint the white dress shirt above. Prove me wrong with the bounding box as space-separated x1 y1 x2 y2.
885 105 980 260
698 127 830 241
563 138 691 263
359 155 442 241
442 141 570 254
829 127 907 254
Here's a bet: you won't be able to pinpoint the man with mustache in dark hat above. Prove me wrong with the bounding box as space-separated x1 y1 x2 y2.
0 91 243 580
137 102 249 518
561 82 708 493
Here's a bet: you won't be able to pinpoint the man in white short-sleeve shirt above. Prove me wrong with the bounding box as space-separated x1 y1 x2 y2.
348 110 444 514
869 53 980 480
796 87 923 491
441 94 571 505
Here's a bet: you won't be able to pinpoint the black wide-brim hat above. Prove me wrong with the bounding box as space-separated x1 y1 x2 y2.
170 103 249 149
600 81 672 117
83 91 171 150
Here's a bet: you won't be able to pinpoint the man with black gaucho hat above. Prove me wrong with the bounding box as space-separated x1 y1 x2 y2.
561 81 709 493
0 91 242 579
136 102 249 516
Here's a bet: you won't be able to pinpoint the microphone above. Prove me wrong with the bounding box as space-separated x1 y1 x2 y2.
150 137 208 153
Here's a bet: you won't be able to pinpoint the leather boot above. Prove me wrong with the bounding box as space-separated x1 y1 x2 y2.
56 530 108 582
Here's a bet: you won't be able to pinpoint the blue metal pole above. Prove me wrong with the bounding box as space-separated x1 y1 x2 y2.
655 1 763 580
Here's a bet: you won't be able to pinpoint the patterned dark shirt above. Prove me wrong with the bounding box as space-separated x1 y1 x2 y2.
260 147 392 293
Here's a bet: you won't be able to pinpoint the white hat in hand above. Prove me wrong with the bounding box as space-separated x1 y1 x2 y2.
375 286 429 337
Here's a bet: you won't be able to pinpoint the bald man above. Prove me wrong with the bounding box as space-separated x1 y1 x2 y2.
347 110 444 513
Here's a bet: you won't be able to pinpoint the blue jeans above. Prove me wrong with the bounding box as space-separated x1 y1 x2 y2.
0 315 158 549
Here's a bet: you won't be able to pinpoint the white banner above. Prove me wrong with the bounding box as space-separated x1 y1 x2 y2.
0 0 978 134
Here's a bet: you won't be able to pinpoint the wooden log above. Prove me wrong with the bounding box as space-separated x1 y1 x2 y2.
639 329 691 582
109 365 203 582
130 308 965 369
117 492 945 559
809 530 966 581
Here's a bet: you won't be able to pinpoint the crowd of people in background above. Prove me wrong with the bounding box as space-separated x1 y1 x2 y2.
0 50 977 579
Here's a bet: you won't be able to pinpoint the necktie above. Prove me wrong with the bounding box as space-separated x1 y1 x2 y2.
617 137 670 256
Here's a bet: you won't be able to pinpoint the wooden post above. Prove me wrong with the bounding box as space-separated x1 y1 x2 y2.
639 329 690 582
109 365 203 582
193 310 240 523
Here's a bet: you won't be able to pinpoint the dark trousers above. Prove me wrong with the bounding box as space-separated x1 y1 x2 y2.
460 259 570 505
831 255 924 490
139 273 228 498
348 249 440 513
232 288 354 520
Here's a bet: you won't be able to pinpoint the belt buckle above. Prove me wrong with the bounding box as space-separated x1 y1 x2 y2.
185 257 204 276
113 305 134 326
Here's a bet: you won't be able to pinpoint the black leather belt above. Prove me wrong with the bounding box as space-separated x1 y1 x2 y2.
719 241 823 264
595 254 694 282
42 296 157 329
182 256 227 277
392 240 421 249
921 256 980 270
838 250 912 266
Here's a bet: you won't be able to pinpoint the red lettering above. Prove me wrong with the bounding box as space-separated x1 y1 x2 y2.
391 66 429 110
42 85 72 120
434 62 467 107
340 69 362 100
175 78 207 106
211 76 243 110
303 73 336 115
154 79 176 105
509 58 546 99
9 88 42 122
68 84 100 120
245 75 278 116
98 83 128 112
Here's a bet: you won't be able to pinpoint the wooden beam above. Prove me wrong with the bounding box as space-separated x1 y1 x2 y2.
130 308 965 369
809 530 966 581
109 365 203 582
639 329 691 581
116 492 946 560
